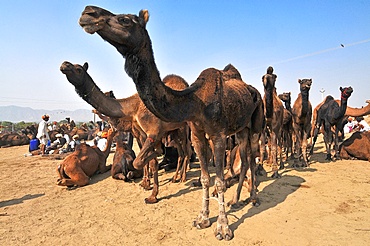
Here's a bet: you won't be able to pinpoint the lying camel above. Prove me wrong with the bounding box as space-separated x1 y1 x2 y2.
339 131 370 161
56 128 115 187
111 131 143 181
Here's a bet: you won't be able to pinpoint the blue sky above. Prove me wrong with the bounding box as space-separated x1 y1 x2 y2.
1 1 369 114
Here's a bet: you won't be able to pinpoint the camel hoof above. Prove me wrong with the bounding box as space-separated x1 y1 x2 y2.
192 218 211 229
245 197 260 207
144 196 158 204
271 171 281 179
126 171 134 180
228 201 244 209
192 180 202 187
214 226 233 241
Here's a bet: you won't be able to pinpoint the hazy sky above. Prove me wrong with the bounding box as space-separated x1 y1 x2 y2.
1 0 369 113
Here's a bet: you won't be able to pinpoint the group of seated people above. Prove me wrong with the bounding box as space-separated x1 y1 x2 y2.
45 133 80 154
343 116 370 134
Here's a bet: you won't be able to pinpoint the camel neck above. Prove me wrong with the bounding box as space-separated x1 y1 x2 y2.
122 34 192 123
284 101 292 112
301 90 310 116
75 73 124 118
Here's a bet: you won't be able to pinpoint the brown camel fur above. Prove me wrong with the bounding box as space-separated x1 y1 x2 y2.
291 79 312 167
60 61 191 203
0 132 29 148
339 131 370 161
260 66 284 178
56 128 115 187
310 86 353 161
111 131 143 181
278 92 294 160
79 6 264 240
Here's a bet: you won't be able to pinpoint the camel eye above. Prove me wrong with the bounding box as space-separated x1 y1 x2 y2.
118 17 131 24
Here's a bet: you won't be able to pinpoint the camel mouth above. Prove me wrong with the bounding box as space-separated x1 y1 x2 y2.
79 20 104 34
60 62 73 74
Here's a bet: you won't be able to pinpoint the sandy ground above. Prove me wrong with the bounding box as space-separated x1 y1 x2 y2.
1 135 370 246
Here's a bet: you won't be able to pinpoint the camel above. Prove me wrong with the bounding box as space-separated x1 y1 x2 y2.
311 98 370 144
260 66 284 178
0 132 30 148
60 61 192 203
79 6 264 240
111 131 143 181
278 92 294 160
56 128 115 187
339 131 370 161
291 79 312 167
310 86 353 161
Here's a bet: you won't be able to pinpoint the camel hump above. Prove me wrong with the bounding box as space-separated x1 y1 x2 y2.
325 95 335 103
223 64 242 81
163 74 189 90
246 84 262 104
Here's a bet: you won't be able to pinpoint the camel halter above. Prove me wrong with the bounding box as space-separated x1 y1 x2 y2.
341 88 350 100
82 85 96 98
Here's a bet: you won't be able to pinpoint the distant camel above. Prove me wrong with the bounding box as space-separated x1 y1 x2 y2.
79 6 264 240
278 92 294 160
260 66 284 178
291 79 312 167
310 86 353 160
311 98 370 144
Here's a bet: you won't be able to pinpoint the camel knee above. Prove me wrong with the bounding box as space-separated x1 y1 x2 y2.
214 178 226 194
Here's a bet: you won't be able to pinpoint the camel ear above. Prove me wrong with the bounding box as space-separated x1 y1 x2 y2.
298 79 302 84
139 10 149 27
340 86 343 91
83 62 89 71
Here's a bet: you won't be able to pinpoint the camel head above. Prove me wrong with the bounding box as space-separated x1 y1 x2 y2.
340 86 353 100
278 92 291 103
79 6 150 55
298 79 312 92
60 61 89 87
262 66 277 91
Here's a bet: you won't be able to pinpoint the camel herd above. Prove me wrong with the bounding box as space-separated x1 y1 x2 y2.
12 5 370 241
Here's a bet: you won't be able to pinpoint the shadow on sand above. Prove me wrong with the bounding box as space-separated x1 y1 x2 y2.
0 193 45 209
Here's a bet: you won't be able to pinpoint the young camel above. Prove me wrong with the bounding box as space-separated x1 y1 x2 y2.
111 131 143 181
278 92 294 160
291 79 312 167
56 128 115 187
260 66 284 178
60 61 191 203
310 86 353 160
79 6 264 240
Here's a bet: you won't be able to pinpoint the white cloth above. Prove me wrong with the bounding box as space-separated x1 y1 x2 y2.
36 120 50 145
97 138 107 151
358 120 370 132
343 121 355 134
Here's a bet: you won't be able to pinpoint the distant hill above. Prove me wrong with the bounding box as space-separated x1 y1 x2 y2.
0 105 95 123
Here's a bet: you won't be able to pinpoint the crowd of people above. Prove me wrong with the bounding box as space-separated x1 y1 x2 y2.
25 114 112 156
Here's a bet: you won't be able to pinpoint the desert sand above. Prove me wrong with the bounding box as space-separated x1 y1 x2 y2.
1 135 370 246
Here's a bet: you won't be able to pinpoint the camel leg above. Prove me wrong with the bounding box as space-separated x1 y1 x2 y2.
301 130 310 167
324 124 333 161
334 127 340 160
211 136 233 241
270 131 281 178
140 164 151 190
57 165 89 187
145 158 159 204
191 130 211 230
257 132 266 176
